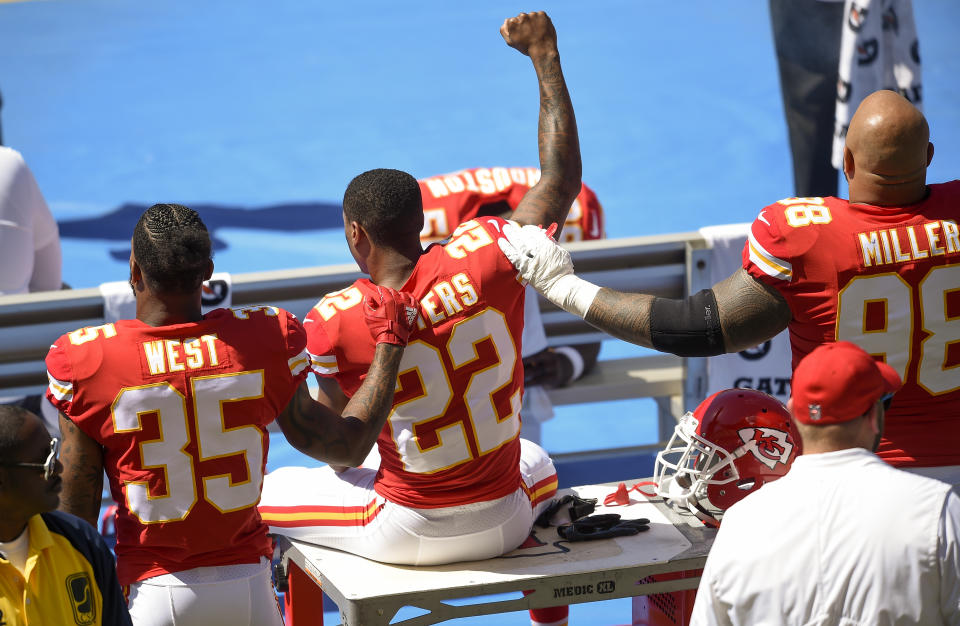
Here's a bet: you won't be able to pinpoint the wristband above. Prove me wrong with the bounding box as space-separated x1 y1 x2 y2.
553 346 585 382
547 274 601 318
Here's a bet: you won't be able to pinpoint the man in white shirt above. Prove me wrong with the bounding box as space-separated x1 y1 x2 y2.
690 341 960 626
0 146 61 296
0 146 63 433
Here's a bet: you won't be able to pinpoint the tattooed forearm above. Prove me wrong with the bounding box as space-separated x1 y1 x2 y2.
57 414 104 528
585 288 657 348
279 385 355 462
278 344 404 466
342 344 403 429
511 48 581 231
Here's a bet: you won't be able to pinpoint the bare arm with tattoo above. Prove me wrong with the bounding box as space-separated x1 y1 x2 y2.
278 285 419 467
499 12 581 233
584 269 792 353
312 374 356 473
499 224 794 357
57 412 104 528
277 343 403 467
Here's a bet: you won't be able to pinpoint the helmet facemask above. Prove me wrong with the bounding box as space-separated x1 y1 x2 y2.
654 413 739 527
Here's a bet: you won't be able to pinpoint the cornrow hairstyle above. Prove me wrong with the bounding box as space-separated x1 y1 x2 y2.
0 405 30 462
132 203 212 293
343 169 424 247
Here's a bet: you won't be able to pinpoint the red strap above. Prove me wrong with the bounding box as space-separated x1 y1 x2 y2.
603 481 658 506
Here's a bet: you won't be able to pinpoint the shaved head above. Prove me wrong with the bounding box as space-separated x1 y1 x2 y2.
844 90 933 206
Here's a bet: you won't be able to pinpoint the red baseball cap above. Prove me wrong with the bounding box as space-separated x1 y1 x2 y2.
791 341 902 425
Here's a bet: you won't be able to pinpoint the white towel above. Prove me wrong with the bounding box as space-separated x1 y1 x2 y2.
832 0 922 169
698 225 794 405
520 285 554 425
99 272 233 323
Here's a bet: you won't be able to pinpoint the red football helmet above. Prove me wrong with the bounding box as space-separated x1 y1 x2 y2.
654 389 801 527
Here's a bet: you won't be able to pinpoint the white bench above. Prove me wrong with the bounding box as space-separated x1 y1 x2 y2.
276 481 715 626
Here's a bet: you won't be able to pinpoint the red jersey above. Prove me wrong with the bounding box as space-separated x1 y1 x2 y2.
743 182 960 468
306 217 526 508
45 307 310 585
418 167 604 243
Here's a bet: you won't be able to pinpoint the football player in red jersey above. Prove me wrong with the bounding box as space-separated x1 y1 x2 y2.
500 89 960 486
46 203 418 626
418 167 604 245
418 167 604 443
259 11 579 626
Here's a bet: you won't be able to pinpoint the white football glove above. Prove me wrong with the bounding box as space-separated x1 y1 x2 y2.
497 221 600 318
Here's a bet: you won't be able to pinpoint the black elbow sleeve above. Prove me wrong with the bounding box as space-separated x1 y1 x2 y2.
649 289 726 357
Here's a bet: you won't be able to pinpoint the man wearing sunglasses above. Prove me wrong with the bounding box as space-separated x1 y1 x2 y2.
688 341 960 625
0 405 132 625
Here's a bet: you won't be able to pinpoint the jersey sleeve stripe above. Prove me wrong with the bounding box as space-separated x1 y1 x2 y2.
307 351 339 375
287 351 311 377
47 372 73 402
747 231 793 281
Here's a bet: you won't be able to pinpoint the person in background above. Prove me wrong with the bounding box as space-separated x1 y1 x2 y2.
498 89 960 485
769 0 923 198
690 341 960 625
0 145 64 434
418 166 603 443
47 203 417 626
769 0 846 197
0 405 132 626
0 146 61 296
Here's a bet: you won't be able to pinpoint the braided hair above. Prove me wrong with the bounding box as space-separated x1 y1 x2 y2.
132 203 212 293
343 169 424 247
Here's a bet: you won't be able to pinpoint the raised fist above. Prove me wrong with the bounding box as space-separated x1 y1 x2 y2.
500 11 557 58
363 285 420 346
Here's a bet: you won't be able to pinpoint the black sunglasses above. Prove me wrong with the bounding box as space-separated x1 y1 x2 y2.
880 392 895 411
0 438 60 480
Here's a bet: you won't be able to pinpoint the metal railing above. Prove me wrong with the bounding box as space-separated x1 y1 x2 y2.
0 231 713 436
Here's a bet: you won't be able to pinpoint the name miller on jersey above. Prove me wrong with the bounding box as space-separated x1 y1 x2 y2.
858 219 960 267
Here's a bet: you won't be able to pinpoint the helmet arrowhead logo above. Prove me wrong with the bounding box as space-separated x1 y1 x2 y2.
737 427 794 470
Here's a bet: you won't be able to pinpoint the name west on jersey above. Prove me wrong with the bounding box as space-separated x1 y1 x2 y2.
858 219 960 268
142 335 222 375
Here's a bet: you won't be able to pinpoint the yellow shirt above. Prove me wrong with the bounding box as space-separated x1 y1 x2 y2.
0 512 131 626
